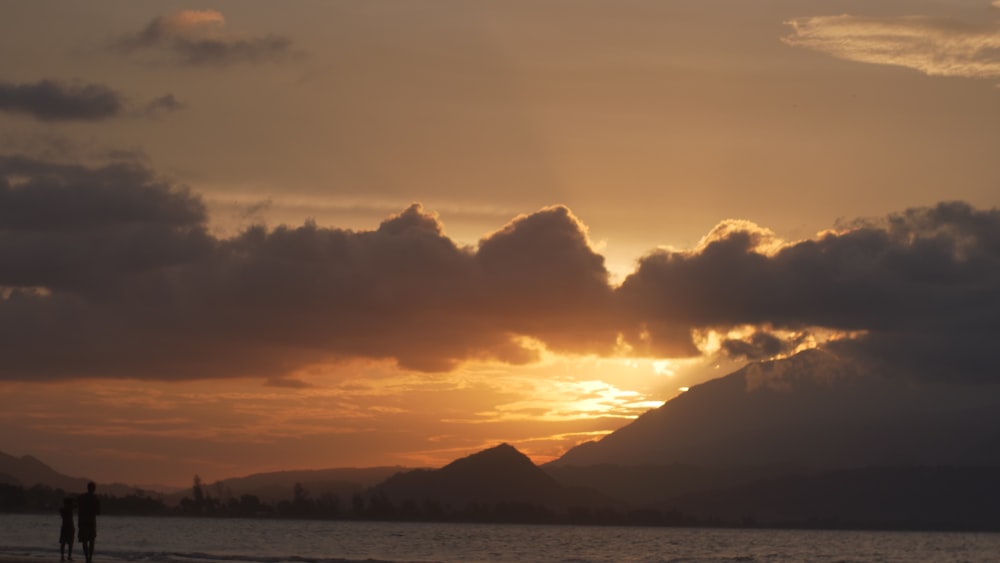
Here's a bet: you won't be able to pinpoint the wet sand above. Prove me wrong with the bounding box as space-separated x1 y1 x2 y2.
0 557 51 563
0 556 124 563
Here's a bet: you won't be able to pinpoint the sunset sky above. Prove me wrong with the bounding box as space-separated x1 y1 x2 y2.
1 0 1000 488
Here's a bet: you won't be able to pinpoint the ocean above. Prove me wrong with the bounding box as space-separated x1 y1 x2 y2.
2 514 999 563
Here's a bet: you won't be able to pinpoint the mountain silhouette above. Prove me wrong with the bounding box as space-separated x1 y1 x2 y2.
0 451 143 496
0 451 93 492
553 349 1000 469
374 443 610 510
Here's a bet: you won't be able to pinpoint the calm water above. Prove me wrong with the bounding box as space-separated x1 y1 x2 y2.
1 514 999 563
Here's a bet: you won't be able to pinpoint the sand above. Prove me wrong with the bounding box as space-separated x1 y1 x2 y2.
0 555 130 563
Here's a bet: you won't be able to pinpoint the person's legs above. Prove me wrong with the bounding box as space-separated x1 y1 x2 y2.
61 542 66 561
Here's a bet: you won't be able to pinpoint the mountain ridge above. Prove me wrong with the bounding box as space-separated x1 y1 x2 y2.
373 443 614 510
552 349 1000 468
0 451 147 497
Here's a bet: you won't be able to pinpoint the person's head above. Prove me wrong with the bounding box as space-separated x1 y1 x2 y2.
87 482 96 493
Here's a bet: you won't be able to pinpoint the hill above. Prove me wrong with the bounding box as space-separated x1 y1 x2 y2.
374 443 613 513
167 466 411 505
0 451 144 497
0 451 89 492
552 349 1000 469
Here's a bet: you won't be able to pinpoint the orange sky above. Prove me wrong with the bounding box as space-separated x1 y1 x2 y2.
1 0 1000 487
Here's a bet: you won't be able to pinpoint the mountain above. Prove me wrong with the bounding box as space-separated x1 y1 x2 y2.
552 349 1000 469
0 451 141 497
0 451 91 492
374 443 612 511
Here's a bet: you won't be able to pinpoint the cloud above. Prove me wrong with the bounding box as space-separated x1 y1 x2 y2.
0 80 185 122
0 155 213 308
721 330 802 361
0 80 124 121
114 9 298 66
2 154 999 383
784 10 1000 80
0 156 611 380
144 93 185 117
618 201 1000 381
476 206 618 355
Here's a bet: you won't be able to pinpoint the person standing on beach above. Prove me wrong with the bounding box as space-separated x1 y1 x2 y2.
59 497 74 561
78 482 100 563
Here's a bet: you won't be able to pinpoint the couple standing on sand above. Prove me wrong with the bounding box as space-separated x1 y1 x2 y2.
59 482 100 563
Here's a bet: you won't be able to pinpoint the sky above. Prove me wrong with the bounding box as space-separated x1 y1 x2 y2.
1 0 999 488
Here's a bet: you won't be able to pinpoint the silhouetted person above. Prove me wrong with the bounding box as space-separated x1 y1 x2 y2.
59 497 74 561
78 482 100 563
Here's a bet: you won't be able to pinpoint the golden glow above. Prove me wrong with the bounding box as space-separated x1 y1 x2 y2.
652 360 674 376
697 219 786 255
784 12 1000 80
5 0 997 489
0 286 52 298
692 325 863 360
166 10 226 32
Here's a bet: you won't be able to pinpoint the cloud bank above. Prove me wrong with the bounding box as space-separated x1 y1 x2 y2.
114 9 297 66
619 202 1000 381
0 80 124 121
1 155 998 383
784 8 1000 80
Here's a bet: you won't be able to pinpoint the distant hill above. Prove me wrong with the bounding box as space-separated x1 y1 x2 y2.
552 349 1000 469
374 443 613 511
0 451 140 497
167 466 411 505
0 451 91 492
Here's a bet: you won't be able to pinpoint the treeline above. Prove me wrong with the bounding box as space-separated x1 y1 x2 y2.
0 478 703 526
6 479 973 530
176 475 704 525
0 483 165 515
178 486 703 526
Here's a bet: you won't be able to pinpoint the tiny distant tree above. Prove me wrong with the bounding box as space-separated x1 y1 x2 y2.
192 474 205 515
293 482 308 504
292 482 312 517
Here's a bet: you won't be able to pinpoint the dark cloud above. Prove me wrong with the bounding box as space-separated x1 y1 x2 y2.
0 155 212 293
2 154 998 383
476 206 618 355
0 157 609 380
618 201 1000 381
144 93 185 117
722 330 802 361
114 10 298 66
0 80 123 121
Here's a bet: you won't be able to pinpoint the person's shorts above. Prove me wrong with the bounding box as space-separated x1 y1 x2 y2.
78 524 96 542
